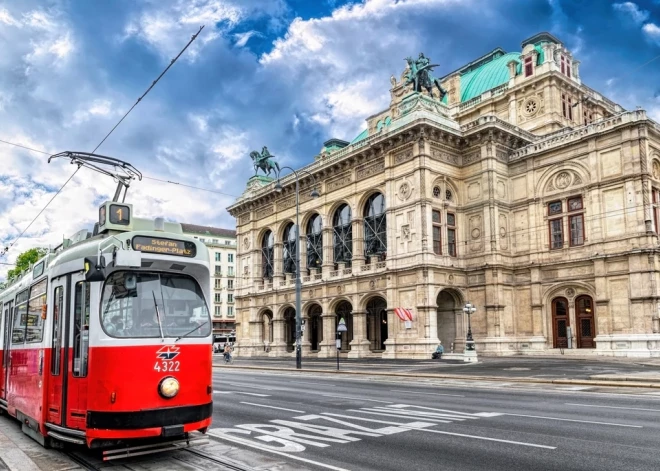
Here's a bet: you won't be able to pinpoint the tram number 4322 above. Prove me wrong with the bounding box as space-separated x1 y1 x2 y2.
154 361 180 372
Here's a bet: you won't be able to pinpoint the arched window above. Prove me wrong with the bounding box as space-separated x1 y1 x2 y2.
333 204 352 267
282 223 297 274
261 230 274 279
306 214 323 270
364 193 386 259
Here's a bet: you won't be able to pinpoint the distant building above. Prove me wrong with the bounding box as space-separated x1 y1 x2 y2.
228 32 660 358
181 224 237 337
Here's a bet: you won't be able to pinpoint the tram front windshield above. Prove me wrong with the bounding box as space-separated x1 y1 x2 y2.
101 271 211 338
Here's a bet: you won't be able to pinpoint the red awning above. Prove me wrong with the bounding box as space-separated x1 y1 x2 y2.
394 307 413 321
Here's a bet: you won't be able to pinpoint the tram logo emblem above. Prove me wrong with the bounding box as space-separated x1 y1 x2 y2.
156 345 180 361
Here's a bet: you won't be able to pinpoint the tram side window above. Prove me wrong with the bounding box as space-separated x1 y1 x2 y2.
73 282 90 378
3 303 12 366
51 286 64 375
26 279 47 343
12 289 29 344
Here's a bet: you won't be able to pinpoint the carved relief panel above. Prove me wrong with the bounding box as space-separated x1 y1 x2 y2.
468 213 484 252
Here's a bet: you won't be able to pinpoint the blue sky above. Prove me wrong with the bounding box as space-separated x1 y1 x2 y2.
1 0 660 279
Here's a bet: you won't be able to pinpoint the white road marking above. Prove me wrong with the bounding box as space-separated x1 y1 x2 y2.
319 412 554 449
207 430 351 471
346 409 453 423
473 412 506 417
391 390 465 397
503 413 642 428
557 386 593 391
240 402 306 413
389 405 479 417
564 403 660 412
287 381 335 386
225 382 274 391
214 390 271 397
320 394 393 404
414 428 556 449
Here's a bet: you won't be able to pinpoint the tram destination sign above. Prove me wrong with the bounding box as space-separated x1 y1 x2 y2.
132 236 197 258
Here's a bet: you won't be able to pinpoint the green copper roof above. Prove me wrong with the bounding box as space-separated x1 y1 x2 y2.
350 128 368 144
460 52 520 102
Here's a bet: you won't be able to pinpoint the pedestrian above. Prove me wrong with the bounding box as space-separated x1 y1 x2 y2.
264 339 270 353
432 341 444 360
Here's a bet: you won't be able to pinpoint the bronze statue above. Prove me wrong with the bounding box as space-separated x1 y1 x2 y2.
250 146 280 177
404 53 447 100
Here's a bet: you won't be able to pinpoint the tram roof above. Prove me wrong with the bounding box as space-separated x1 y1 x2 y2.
0 214 209 297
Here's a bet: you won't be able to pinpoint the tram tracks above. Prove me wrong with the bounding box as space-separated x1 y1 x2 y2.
63 446 256 471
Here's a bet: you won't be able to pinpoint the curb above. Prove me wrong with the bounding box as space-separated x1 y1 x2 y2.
212 364 660 389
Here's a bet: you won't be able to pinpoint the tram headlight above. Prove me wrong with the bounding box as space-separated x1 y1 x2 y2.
159 377 180 399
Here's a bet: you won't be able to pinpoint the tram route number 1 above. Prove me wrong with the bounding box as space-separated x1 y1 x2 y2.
154 361 180 372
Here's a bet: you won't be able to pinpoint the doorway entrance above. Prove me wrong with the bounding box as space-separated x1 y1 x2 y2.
575 295 595 348
366 297 387 351
551 297 569 348
308 304 323 351
437 290 458 349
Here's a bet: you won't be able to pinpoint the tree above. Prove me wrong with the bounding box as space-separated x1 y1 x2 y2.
6 247 48 282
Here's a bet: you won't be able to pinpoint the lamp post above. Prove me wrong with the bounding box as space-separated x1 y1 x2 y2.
462 302 477 362
337 317 347 370
275 167 320 369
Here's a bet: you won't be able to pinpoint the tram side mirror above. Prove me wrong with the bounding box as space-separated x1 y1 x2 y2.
125 274 137 290
84 256 106 282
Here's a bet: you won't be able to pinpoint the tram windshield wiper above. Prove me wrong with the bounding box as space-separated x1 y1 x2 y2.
175 321 209 342
152 290 165 339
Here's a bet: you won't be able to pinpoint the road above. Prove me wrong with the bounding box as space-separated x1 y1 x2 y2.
207 367 660 471
218 355 660 380
8 363 654 470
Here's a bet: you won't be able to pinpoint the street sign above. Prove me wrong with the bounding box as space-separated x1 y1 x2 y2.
336 338 341 349
337 317 348 333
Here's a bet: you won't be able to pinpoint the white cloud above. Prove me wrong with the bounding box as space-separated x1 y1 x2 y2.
23 10 57 30
123 0 286 61
643 22 660 43
234 30 259 48
0 7 21 27
260 0 466 139
613 2 650 24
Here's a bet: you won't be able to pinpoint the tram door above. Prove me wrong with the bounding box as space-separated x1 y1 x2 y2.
1 301 13 400
62 275 90 430
46 279 66 424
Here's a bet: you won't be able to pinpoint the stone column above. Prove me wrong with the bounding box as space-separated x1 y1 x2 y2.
321 227 334 277
352 217 365 267
318 312 336 358
271 318 287 355
348 310 371 358
299 233 308 276
300 306 312 355
273 242 284 285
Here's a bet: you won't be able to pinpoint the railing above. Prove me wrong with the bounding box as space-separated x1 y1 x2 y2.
459 95 481 111
510 110 648 160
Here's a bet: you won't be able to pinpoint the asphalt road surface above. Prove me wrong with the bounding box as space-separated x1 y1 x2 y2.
207 368 660 471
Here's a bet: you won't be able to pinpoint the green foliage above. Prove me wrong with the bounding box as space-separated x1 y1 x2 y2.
6 247 48 282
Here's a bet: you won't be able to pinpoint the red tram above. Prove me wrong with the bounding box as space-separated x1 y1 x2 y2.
0 200 213 459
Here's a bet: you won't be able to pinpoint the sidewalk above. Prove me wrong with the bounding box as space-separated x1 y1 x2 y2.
0 417 79 471
214 354 660 388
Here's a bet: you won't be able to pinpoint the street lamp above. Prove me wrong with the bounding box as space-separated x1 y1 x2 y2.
463 302 476 354
274 166 320 369
336 317 347 370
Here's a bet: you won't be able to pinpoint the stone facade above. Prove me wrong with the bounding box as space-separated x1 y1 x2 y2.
180 224 237 337
227 33 660 358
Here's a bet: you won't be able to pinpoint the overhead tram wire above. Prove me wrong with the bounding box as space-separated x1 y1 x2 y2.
0 26 206 258
0 139 238 198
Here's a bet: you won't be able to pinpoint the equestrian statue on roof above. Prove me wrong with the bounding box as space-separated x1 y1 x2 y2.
404 52 447 100
250 146 280 177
